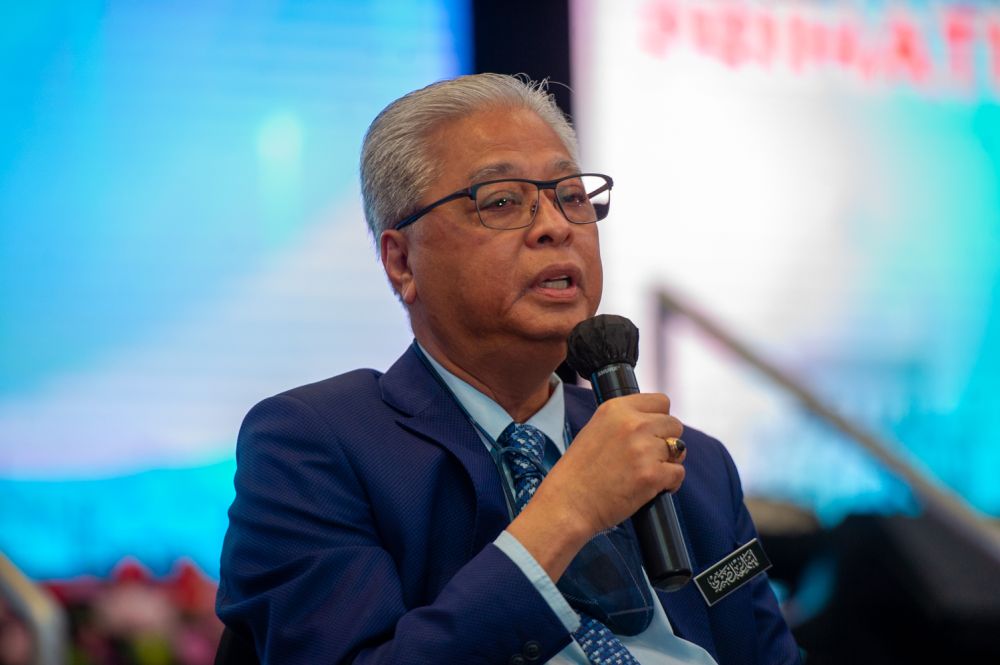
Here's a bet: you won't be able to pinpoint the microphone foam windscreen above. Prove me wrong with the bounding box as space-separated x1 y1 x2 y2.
566 314 640 377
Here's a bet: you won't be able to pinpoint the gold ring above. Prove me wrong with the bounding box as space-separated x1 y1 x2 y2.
664 437 686 459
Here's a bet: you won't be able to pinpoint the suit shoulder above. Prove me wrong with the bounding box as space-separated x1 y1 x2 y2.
282 368 383 403
682 424 738 467
245 368 384 421
681 424 727 453
235 368 400 468
680 423 744 503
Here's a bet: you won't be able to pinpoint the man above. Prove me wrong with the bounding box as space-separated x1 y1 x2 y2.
217 73 801 664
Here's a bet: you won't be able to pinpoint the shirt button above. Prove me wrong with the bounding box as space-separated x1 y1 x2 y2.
508 655 526 665
523 640 541 661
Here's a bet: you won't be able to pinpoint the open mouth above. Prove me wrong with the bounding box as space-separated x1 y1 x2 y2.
538 275 572 290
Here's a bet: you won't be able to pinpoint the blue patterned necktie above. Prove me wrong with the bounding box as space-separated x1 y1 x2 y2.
499 422 640 665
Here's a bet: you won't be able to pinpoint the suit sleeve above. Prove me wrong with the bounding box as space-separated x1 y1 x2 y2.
216 394 572 664
719 444 803 665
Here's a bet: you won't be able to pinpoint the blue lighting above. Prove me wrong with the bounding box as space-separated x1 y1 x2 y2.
0 0 470 580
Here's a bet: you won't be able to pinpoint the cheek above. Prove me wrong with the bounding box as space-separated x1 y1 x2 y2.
424 248 501 308
462 237 519 281
462 257 514 305
584 232 604 303
591 260 604 305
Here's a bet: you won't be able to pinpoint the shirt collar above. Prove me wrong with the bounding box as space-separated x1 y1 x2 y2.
417 342 567 451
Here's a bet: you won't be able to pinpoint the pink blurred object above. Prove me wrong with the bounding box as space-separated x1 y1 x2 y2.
39 557 223 665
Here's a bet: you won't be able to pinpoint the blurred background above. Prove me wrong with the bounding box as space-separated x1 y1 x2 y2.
1 1 998 663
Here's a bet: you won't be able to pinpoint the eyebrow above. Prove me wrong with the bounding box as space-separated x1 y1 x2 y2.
466 158 580 185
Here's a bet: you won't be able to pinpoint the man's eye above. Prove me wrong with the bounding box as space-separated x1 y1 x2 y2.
480 192 523 211
559 188 587 206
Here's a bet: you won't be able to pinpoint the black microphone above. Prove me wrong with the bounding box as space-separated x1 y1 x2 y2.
566 314 693 592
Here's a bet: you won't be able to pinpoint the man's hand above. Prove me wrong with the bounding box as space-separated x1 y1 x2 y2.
506 393 685 581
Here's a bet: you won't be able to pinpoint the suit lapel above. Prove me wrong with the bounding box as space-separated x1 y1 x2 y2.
652 474 721 660
563 385 597 439
379 344 510 553
654 522 719 662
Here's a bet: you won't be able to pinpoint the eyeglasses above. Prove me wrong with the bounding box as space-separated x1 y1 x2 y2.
392 173 614 231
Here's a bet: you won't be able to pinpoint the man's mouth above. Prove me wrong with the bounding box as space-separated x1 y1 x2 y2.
539 275 572 290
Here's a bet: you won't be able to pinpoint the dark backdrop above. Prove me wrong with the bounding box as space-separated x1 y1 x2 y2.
473 0 574 118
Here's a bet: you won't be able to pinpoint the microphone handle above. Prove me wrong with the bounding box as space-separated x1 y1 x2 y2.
591 363 693 591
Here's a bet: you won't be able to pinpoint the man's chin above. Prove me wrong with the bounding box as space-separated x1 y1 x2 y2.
516 311 593 344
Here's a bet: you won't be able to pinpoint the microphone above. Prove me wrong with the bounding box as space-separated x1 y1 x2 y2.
566 314 693 592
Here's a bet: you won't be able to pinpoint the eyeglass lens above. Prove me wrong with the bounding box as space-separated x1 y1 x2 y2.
475 175 610 230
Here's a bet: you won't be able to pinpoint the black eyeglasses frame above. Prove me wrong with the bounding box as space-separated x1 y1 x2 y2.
391 172 614 231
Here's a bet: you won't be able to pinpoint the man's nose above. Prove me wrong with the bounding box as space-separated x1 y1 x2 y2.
526 190 572 245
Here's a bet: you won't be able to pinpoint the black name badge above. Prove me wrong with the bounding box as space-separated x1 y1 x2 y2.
693 538 772 606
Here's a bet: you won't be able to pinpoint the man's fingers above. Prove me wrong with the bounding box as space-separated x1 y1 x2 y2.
662 436 686 462
659 460 686 494
605 391 671 415
653 414 684 440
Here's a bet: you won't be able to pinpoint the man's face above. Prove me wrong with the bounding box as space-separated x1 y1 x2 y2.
392 107 603 356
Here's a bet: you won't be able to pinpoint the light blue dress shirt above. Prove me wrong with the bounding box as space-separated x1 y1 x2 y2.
419 346 718 665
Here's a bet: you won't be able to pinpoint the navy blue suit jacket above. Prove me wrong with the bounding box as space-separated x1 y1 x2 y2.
217 344 801 664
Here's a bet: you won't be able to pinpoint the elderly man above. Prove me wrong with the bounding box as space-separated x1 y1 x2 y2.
217 74 801 664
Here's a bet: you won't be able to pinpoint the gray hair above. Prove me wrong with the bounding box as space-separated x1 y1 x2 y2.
360 73 580 245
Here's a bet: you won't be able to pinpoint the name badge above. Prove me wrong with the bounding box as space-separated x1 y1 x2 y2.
693 538 772 606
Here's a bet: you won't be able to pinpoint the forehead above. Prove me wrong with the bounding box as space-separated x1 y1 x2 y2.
427 107 578 188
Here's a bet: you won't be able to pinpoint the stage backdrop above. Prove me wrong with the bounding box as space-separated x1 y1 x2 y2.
0 1 470 580
572 0 1000 523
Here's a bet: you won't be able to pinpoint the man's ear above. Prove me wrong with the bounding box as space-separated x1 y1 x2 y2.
380 230 417 304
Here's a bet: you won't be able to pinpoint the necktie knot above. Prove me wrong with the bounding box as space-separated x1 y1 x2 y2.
499 422 546 463
498 422 547 510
